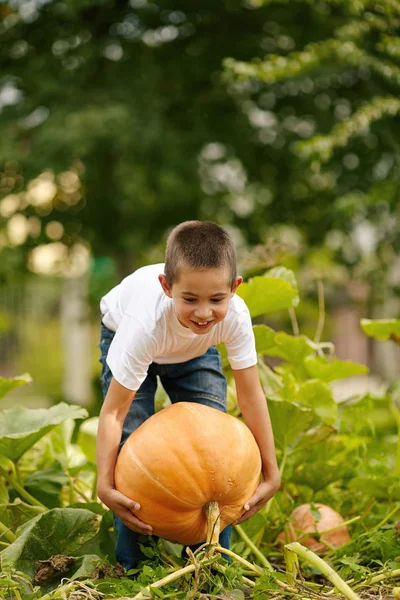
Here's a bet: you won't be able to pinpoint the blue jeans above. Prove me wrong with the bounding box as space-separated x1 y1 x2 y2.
99 323 232 570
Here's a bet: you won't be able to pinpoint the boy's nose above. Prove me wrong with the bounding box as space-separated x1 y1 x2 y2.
194 307 212 319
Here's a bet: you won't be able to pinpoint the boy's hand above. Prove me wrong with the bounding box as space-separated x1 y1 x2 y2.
98 487 153 535
233 474 281 525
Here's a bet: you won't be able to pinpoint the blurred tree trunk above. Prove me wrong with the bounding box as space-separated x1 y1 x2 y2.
61 275 91 405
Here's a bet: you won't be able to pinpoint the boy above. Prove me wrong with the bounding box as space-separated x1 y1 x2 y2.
97 221 280 571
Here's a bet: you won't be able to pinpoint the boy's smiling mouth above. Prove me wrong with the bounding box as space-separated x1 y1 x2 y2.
191 320 213 329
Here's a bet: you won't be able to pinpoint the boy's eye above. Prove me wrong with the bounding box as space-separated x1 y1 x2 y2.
211 299 223 303
183 298 196 303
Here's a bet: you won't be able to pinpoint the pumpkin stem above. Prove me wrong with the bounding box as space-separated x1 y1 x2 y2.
205 501 220 546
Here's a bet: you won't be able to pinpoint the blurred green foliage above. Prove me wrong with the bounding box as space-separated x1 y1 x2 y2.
0 0 399 283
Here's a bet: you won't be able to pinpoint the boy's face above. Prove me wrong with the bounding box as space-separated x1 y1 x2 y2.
159 267 242 335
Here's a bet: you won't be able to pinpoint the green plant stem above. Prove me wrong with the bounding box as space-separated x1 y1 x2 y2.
39 581 94 600
314 278 325 345
234 524 273 571
215 544 298 594
320 515 360 535
289 307 300 336
374 504 400 528
13 589 23 600
242 527 265 561
0 467 47 509
353 568 400 590
215 545 263 575
72 482 90 502
279 447 288 477
285 542 361 600
14 463 22 485
0 519 16 543
68 476 75 505
132 558 219 600
215 562 255 588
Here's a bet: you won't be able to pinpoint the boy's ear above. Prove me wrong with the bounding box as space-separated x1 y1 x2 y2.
231 276 243 295
158 274 173 298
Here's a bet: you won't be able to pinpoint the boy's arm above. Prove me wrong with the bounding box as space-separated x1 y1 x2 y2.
96 377 153 535
232 365 281 524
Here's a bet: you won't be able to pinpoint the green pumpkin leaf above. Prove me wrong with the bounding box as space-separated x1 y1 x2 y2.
253 325 277 354
77 417 99 463
69 554 104 580
257 358 283 398
0 508 100 576
268 399 314 451
237 276 298 318
0 499 45 531
0 374 32 402
296 380 338 425
24 464 68 508
294 423 336 450
0 479 9 504
304 356 368 381
267 266 300 306
361 318 400 343
254 325 315 365
291 436 365 491
271 332 315 364
348 475 400 501
0 403 88 462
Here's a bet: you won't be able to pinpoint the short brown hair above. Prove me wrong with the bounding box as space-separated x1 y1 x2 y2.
164 221 237 287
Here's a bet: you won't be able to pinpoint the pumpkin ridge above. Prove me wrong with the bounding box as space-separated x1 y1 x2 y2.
124 442 200 508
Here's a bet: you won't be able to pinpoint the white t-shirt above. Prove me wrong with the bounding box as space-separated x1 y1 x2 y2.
100 263 257 390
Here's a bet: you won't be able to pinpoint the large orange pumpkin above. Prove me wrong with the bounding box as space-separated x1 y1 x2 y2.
114 402 261 545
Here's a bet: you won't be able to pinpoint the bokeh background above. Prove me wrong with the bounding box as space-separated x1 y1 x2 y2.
1 0 400 411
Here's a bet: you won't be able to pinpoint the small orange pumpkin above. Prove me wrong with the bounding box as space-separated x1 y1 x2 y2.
115 402 261 545
277 503 350 552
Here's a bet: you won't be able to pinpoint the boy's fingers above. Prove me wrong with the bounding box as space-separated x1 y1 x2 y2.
121 512 153 534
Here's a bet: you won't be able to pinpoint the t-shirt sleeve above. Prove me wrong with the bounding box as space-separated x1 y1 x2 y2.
225 309 257 370
106 315 156 391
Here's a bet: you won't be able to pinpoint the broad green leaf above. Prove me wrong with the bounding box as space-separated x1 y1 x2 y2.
0 499 45 531
270 332 315 364
69 554 103 580
47 421 89 473
296 380 338 425
161 540 184 559
216 343 229 368
0 508 100 576
237 276 298 318
0 579 21 588
348 475 400 501
222 590 245 600
360 318 400 343
0 479 8 504
267 266 300 306
77 417 99 463
304 356 368 382
253 324 277 354
0 374 32 401
268 399 314 451
238 512 266 540
338 394 395 436
291 436 364 490
257 358 283 398
48 420 76 461
0 403 88 462
254 325 315 364
24 464 68 508
294 423 336 450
